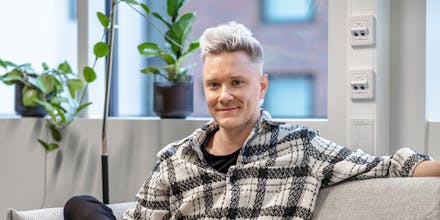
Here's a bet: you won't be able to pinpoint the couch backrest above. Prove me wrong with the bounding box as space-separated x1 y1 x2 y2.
314 177 440 220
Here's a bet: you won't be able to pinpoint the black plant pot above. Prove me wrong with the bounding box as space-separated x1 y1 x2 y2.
15 82 46 117
153 77 193 118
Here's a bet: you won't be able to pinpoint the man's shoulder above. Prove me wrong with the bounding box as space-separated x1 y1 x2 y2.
279 124 319 138
259 111 319 139
156 136 193 160
261 119 319 140
155 123 213 162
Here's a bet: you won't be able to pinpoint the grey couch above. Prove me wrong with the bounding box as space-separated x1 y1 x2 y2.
6 177 440 220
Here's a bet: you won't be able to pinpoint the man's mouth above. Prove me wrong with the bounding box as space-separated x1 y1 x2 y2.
217 107 239 112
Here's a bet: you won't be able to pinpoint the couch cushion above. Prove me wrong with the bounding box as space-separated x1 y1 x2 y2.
314 177 440 220
5 202 135 220
6 207 63 220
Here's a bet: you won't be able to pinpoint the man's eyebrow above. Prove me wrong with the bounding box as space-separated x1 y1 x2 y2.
203 78 217 83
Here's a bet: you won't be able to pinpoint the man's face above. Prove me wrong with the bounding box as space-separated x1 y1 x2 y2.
203 51 268 131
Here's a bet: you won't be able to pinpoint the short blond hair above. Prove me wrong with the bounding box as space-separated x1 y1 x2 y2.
199 22 264 64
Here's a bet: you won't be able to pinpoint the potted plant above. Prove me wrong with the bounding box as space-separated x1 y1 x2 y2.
94 0 199 118
121 0 200 118
0 58 96 151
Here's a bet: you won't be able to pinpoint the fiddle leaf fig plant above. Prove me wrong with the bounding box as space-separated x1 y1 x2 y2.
137 0 199 82
91 0 199 83
0 58 96 151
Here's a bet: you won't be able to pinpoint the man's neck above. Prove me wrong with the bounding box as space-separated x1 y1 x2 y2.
207 122 255 156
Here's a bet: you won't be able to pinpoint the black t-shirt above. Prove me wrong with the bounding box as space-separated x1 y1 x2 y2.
201 130 240 174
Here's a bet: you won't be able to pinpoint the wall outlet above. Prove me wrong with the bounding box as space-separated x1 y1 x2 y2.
350 70 375 100
349 118 375 153
349 15 375 47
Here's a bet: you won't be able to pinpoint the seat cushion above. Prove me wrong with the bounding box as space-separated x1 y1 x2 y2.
5 202 135 220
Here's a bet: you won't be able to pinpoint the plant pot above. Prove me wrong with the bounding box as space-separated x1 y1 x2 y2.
153 76 193 118
15 82 46 117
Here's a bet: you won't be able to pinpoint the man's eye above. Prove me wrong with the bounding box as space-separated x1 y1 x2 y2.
232 80 243 86
209 82 219 88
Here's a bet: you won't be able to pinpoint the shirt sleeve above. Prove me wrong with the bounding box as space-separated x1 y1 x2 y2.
123 161 171 220
310 135 432 187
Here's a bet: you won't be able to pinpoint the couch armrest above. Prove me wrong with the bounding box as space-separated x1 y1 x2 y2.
314 177 440 220
5 202 135 220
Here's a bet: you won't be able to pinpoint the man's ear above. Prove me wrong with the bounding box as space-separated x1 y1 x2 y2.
259 73 269 99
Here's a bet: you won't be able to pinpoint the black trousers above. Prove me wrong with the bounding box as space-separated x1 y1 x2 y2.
63 195 116 220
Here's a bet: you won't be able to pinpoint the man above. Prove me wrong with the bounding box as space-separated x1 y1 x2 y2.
65 22 440 220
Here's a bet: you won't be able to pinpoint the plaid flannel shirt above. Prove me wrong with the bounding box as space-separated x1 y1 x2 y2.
124 111 430 220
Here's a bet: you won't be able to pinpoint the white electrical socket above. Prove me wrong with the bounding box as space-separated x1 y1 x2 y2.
350 70 375 100
349 15 375 46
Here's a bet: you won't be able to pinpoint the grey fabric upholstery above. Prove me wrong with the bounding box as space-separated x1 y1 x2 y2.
5 202 135 220
5 177 440 220
314 177 440 220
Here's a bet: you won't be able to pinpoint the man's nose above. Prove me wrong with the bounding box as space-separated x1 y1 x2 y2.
218 86 233 102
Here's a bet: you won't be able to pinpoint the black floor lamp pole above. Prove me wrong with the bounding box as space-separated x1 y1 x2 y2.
101 0 116 205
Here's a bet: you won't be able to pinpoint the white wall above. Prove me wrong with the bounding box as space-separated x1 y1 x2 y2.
389 0 427 153
0 118 207 219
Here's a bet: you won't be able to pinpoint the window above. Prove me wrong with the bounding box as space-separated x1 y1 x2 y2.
1 0 328 119
0 0 77 115
426 0 440 121
263 75 313 118
261 0 315 23
183 0 328 118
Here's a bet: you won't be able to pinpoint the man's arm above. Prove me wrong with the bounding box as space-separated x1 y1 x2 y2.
310 134 432 186
413 160 440 176
123 161 171 220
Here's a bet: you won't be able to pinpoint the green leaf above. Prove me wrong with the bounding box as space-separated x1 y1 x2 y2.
97 12 110 29
42 62 49 70
76 102 93 114
138 42 162 57
94 42 109 58
49 124 62 141
0 60 16 69
166 13 195 54
140 3 151 14
82 66 97 83
36 73 55 94
67 79 84 98
167 0 186 18
18 63 34 72
1 70 22 85
50 96 69 104
121 0 139 5
0 59 7 68
140 66 161 75
33 99 52 110
175 53 190 74
167 0 177 17
183 40 200 56
22 86 41 107
38 139 59 151
51 102 68 114
51 102 67 113
138 42 176 64
45 106 68 125
58 61 73 74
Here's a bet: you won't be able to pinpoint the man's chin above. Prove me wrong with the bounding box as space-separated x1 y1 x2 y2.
214 117 240 129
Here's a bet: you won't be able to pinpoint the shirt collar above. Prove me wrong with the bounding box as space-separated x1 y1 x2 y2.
187 110 283 160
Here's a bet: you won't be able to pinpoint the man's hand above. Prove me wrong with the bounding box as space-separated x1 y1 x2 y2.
413 160 440 177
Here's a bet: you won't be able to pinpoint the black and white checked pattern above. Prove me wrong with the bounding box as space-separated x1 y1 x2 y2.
125 111 431 220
